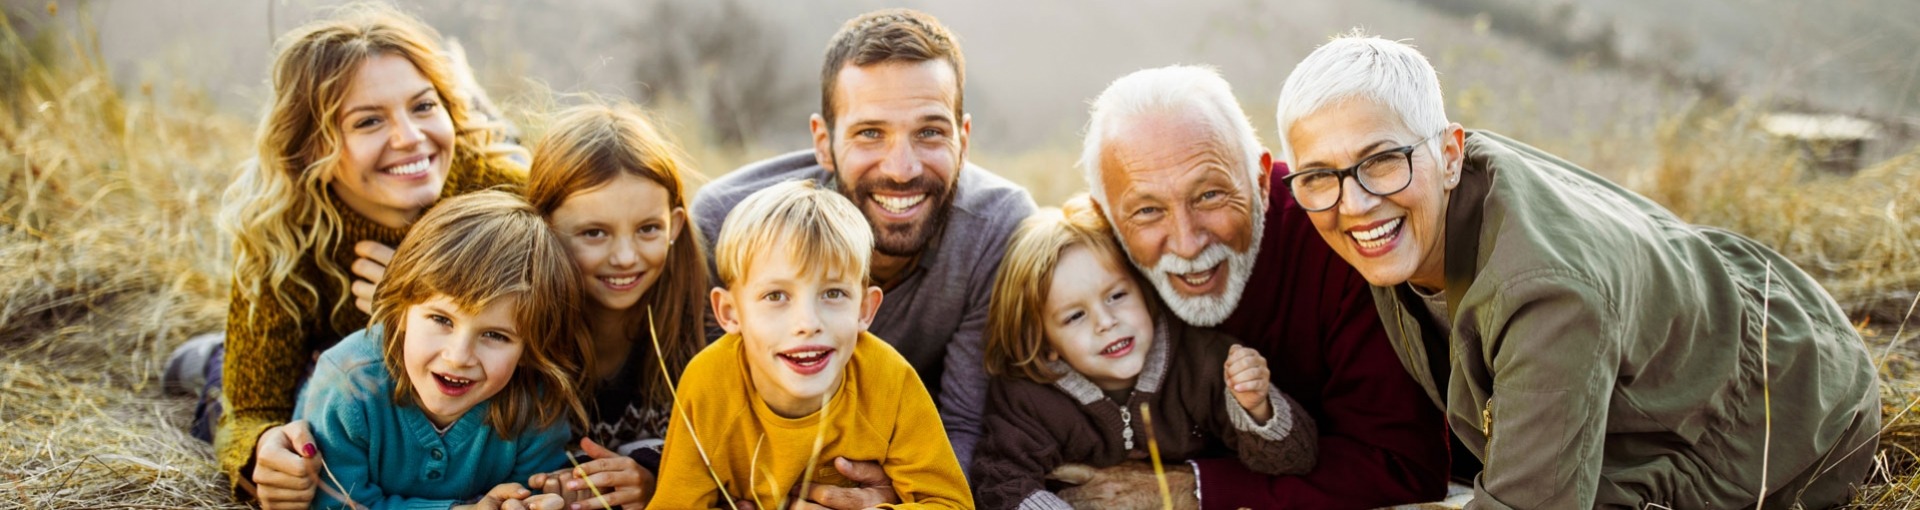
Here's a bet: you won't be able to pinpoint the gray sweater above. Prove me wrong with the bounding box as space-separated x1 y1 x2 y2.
692 150 1036 468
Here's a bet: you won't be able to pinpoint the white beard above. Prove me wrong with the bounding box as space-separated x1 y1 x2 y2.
1136 209 1264 327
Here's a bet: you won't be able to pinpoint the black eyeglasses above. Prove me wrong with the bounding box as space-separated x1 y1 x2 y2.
1281 134 1436 212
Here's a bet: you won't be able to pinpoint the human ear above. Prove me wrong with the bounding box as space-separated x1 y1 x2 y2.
711 287 742 334
810 113 834 171
1441 123 1466 190
856 286 884 331
669 207 687 241
1256 150 1274 213
957 113 973 162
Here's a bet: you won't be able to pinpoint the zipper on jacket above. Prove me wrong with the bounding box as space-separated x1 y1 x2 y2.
1482 396 1495 460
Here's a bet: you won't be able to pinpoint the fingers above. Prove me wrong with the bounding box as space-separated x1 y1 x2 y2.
579 437 617 459
351 280 375 314
1224 346 1270 393
1045 463 1097 485
524 494 567 510
831 457 890 486
354 240 396 267
487 482 534 501
803 485 888 510
256 484 316 510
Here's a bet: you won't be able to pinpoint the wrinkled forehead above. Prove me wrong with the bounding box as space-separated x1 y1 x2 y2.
1100 111 1249 193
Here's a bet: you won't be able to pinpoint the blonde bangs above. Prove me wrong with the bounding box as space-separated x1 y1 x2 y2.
715 180 873 288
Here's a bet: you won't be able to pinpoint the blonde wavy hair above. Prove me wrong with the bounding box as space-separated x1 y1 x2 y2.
221 2 495 325
526 102 710 409
984 193 1159 384
373 190 593 437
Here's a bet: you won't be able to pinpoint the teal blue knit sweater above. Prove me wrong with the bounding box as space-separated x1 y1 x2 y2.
294 327 569 510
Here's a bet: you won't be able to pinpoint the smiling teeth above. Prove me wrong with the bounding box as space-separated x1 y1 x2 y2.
1351 218 1403 249
1178 267 1216 286
1100 338 1132 355
874 194 927 213
386 157 431 176
603 275 637 286
435 373 472 386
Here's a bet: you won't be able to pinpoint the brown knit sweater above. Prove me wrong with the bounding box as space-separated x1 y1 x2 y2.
215 151 524 494
971 319 1319 510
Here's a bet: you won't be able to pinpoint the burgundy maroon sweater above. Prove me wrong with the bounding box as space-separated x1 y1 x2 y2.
1191 163 1449 509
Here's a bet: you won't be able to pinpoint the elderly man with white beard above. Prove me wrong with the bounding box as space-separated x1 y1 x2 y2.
1047 65 1451 510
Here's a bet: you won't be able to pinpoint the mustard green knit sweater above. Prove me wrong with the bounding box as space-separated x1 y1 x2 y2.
215 151 524 496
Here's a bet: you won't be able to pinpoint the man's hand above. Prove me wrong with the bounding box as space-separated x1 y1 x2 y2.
1225 344 1274 424
1050 462 1199 510
349 240 395 314
529 438 653 509
252 420 318 510
799 457 899 510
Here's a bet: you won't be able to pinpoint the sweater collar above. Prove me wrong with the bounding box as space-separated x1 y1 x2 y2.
1047 316 1174 405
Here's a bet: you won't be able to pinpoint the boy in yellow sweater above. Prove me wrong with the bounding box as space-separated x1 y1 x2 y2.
651 180 973 509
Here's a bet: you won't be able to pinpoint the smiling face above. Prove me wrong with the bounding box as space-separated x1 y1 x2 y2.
549 173 684 314
329 53 455 229
400 293 524 428
1042 244 1156 391
711 247 882 419
1097 110 1270 326
1286 97 1461 290
810 59 970 258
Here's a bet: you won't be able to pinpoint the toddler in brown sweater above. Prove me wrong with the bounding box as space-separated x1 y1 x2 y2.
974 195 1318 509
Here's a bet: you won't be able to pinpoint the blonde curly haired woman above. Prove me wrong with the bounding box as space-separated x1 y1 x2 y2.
167 3 526 507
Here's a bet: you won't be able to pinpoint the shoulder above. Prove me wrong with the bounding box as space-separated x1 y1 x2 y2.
676 334 745 404
950 163 1037 233
313 327 388 379
851 331 919 387
692 151 826 224
299 328 393 417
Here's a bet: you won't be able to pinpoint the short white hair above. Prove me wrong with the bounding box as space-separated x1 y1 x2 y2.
1275 31 1449 167
1080 65 1265 209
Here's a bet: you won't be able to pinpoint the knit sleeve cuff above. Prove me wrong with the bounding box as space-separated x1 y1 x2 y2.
1224 386 1295 441
215 412 285 500
1017 490 1075 510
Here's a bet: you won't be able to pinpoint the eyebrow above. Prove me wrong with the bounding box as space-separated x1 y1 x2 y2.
1299 138 1399 170
343 87 436 117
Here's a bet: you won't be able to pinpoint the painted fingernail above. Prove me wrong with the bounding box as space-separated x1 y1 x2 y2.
302 443 317 458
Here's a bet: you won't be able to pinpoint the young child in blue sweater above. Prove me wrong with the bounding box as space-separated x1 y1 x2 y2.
295 191 595 510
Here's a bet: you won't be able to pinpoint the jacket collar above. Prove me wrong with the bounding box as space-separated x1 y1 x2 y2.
1443 131 1496 318
1048 315 1175 405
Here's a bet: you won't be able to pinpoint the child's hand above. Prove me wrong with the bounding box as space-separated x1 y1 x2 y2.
530 437 653 509
1225 345 1273 424
459 483 565 510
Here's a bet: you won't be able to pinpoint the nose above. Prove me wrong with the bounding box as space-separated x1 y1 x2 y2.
441 334 478 367
876 138 923 183
1165 206 1212 261
609 236 639 268
388 114 424 150
1335 175 1380 218
790 297 825 338
1092 304 1118 334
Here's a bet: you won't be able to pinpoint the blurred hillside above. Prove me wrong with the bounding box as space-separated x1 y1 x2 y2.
5 0 1916 178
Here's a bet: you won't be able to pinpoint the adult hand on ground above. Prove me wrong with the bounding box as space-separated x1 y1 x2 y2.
350 240 395 314
530 437 653 509
252 420 318 510
460 483 566 510
798 457 899 510
1050 461 1199 510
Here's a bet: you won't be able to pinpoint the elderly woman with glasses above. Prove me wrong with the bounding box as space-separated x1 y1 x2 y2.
1275 33 1880 509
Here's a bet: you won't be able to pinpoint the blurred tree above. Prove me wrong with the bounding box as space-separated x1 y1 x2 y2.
626 0 806 148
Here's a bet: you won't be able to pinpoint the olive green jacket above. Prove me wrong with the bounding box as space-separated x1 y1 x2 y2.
1374 131 1878 509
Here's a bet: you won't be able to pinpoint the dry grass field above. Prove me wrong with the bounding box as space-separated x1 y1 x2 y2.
2 6 1918 510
